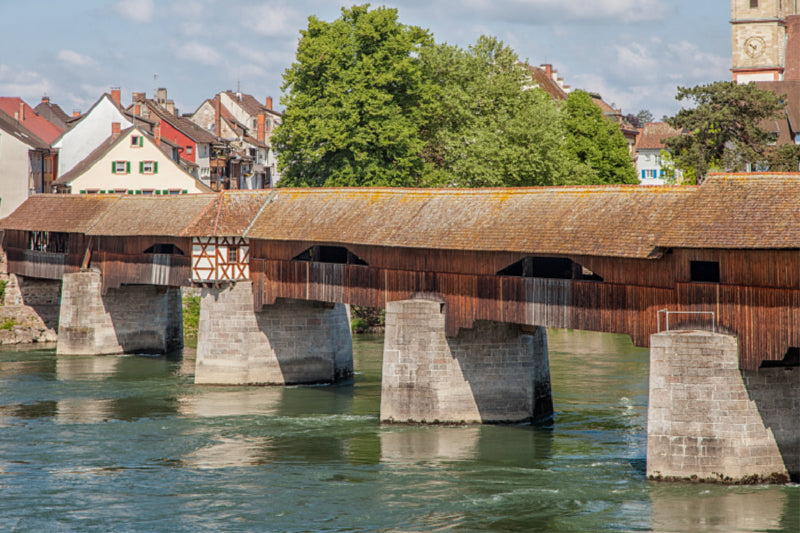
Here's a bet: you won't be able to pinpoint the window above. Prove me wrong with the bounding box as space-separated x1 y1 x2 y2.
252 119 258 129
131 135 143 147
690 261 720 283
228 246 238 263
142 189 154 195
168 189 182 195
497 256 603 281
292 246 368 266
112 160 130 174
750 0 758 8
139 161 158 174
144 243 184 255
186 146 193 155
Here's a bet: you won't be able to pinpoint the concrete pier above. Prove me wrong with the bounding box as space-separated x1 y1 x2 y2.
57 271 183 355
380 298 552 424
194 282 353 385
647 330 797 483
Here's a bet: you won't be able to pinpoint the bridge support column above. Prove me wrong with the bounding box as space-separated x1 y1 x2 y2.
57 271 183 355
647 330 797 483
380 298 552 424
194 282 353 385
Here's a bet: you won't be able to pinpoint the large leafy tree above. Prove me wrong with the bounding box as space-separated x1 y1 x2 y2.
417 36 582 187
563 90 638 184
664 81 785 183
274 5 432 187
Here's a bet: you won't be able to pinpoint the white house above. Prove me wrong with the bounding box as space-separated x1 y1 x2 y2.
0 109 51 217
635 122 682 185
52 125 212 195
51 89 147 178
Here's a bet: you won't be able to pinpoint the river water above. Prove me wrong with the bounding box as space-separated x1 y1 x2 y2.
0 330 796 532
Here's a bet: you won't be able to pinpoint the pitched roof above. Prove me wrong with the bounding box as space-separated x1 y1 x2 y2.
135 100 218 144
244 186 694 259
523 65 568 100
0 109 50 150
635 122 682 151
223 91 281 117
656 173 800 249
182 190 275 237
34 99 71 131
0 97 64 144
86 194 218 236
52 127 134 186
754 80 800 143
0 194 121 232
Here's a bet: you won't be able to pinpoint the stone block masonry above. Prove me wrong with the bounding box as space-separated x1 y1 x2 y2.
57 271 183 355
647 330 796 483
380 298 552 424
194 282 353 385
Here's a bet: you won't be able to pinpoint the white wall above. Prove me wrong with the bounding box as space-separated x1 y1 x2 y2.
0 130 34 218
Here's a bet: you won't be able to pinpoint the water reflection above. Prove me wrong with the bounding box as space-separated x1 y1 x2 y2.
650 486 788 533
178 388 286 418
380 426 482 464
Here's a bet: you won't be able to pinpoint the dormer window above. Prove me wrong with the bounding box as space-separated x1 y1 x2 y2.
131 135 143 147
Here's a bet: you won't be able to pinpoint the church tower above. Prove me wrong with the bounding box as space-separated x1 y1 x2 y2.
732 0 800 82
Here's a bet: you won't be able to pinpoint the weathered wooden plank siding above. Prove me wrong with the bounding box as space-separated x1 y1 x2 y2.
93 251 191 292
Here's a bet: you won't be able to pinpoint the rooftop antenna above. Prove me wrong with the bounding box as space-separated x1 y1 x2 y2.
153 73 158 100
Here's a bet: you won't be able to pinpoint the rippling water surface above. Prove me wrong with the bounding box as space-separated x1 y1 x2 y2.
0 330 796 532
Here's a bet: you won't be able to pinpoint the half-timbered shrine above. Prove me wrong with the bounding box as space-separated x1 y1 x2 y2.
1 173 798 483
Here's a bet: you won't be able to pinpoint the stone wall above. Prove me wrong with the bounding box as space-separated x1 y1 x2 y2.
195 282 353 385
57 271 183 355
9 274 63 329
647 330 794 483
380 298 552 424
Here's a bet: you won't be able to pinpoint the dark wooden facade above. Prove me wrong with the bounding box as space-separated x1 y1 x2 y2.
249 241 800 371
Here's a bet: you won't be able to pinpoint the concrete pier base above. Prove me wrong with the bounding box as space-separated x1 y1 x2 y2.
57 271 183 355
647 330 797 483
194 282 353 385
380 298 553 424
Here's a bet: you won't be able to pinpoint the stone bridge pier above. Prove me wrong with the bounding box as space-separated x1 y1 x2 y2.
194 281 353 385
380 298 553 424
57 270 183 355
647 330 799 483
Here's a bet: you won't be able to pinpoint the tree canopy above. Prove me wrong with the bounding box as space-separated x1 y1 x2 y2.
665 81 786 183
275 4 637 188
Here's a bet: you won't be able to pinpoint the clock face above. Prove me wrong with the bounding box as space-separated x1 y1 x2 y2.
745 36 766 58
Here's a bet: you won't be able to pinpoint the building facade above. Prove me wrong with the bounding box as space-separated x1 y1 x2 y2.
732 0 800 82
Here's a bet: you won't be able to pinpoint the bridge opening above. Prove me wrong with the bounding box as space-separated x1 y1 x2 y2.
761 347 800 368
28 231 69 253
497 256 603 281
690 261 720 283
144 243 185 255
293 246 368 266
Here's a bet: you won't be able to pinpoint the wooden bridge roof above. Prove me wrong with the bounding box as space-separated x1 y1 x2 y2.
4 173 800 257
244 185 693 259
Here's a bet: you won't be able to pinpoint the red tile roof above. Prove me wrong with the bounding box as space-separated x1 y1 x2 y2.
0 97 64 144
635 122 682 151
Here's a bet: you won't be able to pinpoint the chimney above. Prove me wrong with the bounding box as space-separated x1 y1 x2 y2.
166 99 175 116
215 95 221 136
111 87 121 106
541 64 553 79
785 15 800 81
257 113 265 143
72 109 81 118
111 122 121 139
133 104 141 116
41 95 50 105
265 96 273 110
154 123 161 146
157 87 167 105
18 102 24 121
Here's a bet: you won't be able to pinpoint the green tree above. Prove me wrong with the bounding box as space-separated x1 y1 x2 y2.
418 36 582 187
664 81 785 183
563 90 638 184
274 4 432 187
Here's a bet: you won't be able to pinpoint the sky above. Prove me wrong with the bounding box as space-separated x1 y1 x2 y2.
0 0 732 120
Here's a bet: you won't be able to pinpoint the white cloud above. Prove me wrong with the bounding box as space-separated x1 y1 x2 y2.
56 50 98 69
242 4 305 38
172 41 223 66
114 0 155 23
0 64 52 100
458 0 669 24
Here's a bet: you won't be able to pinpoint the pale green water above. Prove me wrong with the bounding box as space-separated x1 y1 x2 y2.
0 330 796 532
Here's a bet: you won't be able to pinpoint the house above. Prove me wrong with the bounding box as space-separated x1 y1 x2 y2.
522 63 571 100
51 88 153 178
634 122 683 185
191 91 282 188
34 95 72 131
128 89 221 186
51 124 212 195
0 109 52 217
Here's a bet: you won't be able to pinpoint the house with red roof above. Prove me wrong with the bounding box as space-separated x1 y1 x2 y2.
0 109 53 217
634 122 683 185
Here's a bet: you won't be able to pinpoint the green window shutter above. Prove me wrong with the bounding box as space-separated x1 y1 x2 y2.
135 190 142 195
127 190 134 195
163 189 169 195
126 161 131 174
155 190 161 195
182 189 188 194
80 190 86 194
111 161 116 173
139 161 144 174
139 136 144 147
154 161 159 174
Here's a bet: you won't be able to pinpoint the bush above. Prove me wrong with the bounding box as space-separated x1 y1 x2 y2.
0 318 17 331
183 295 200 339
350 318 369 334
